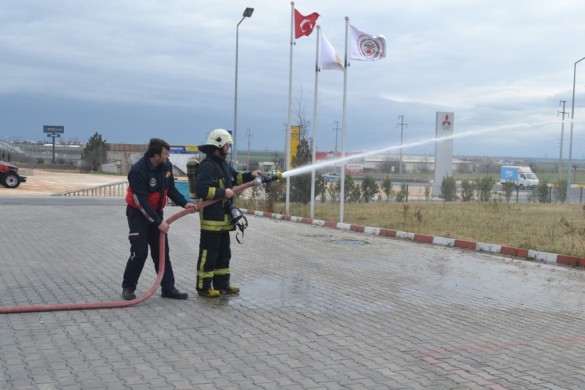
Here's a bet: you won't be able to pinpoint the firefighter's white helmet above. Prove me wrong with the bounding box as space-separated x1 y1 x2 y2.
198 128 234 154
205 128 233 148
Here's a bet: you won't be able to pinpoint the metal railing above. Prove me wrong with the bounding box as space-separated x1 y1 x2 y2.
18 168 34 176
54 181 129 197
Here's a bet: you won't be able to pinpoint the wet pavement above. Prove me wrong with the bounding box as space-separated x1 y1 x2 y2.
2 197 585 389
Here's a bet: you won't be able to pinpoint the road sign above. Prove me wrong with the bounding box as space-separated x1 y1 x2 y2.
43 125 64 134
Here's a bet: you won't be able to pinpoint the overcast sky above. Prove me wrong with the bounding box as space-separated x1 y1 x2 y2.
2 0 585 159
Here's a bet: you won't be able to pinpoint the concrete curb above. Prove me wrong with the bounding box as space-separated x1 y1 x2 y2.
243 208 585 268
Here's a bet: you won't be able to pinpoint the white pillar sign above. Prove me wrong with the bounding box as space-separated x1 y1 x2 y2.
433 112 454 196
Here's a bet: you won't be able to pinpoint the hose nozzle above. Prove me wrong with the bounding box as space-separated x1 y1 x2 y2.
253 170 282 192
263 170 283 182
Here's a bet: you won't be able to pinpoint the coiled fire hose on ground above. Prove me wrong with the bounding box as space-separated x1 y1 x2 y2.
0 172 281 315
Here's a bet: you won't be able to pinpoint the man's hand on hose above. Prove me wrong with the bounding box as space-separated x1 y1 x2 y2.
158 221 170 234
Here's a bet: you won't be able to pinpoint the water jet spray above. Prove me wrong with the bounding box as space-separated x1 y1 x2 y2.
282 120 558 178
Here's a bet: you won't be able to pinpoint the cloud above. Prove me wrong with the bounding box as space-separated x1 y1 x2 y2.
1 0 585 159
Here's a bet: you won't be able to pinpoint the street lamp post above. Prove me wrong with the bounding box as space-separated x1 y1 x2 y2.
567 57 585 187
233 7 254 168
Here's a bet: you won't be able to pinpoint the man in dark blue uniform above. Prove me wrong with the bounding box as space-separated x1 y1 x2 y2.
121 138 197 300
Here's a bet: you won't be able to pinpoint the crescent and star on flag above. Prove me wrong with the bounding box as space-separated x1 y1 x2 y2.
294 9 320 39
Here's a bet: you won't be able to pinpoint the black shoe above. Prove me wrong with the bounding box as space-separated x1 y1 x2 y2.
161 288 188 300
122 287 136 301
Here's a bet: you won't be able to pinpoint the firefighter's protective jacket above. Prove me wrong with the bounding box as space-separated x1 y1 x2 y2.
195 154 254 232
125 152 188 225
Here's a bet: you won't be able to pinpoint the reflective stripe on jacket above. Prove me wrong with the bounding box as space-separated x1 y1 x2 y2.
195 154 252 231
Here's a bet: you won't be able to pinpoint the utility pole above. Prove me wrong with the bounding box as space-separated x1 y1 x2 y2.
558 100 569 179
397 115 408 177
332 121 340 157
278 123 287 171
332 120 341 174
246 128 252 170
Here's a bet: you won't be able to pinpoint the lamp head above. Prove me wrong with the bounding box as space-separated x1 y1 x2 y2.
243 7 254 17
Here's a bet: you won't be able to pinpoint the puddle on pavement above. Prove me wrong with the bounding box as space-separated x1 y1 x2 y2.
332 238 368 245
233 274 396 313
240 276 310 307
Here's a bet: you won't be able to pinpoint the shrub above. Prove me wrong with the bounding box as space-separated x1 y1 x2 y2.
441 176 457 202
477 176 496 202
460 179 475 202
535 182 551 203
395 183 409 202
381 177 394 202
424 185 432 202
502 181 515 202
557 179 568 203
361 175 379 203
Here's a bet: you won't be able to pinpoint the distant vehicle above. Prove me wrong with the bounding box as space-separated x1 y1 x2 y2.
0 161 26 189
500 166 539 190
323 172 340 182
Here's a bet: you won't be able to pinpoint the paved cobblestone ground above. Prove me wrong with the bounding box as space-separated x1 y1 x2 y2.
2 197 585 389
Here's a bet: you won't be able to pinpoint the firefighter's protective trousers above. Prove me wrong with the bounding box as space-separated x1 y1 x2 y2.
196 230 231 291
195 153 254 291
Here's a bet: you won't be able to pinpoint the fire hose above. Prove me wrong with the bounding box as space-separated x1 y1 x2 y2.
0 172 281 314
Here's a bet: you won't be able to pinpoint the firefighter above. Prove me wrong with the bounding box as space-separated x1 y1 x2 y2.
195 129 261 297
121 138 197 301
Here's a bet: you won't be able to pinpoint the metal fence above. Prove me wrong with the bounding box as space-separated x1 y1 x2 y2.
54 181 128 197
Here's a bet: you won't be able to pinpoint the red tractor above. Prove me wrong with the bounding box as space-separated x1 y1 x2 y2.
0 161 26 189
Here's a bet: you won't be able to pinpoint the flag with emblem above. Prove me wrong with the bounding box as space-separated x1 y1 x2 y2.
320 32 344 71
349 25 386 61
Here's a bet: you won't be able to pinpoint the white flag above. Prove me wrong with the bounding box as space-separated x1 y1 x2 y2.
320 33 344 71
349 25 386 61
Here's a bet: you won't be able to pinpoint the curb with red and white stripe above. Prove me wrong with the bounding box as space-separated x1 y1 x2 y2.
242 209 585 268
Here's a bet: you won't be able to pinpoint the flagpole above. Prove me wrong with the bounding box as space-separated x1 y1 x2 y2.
339 17 349 223
310 26 321 219
285 2 295 215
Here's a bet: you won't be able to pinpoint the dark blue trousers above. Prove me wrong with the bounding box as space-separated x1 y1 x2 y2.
122 206 175 291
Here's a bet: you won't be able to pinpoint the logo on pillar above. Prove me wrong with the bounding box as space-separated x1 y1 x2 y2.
441 114 453 131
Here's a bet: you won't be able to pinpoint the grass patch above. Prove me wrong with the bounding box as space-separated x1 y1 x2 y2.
265 201 585 258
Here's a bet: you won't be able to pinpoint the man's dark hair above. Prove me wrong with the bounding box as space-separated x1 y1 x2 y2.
146 138 170 157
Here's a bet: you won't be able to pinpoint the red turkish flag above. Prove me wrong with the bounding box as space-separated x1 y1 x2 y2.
294 9 320 39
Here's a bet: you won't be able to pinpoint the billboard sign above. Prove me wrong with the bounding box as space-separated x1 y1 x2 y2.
290 125 300 166
346 163 364 174
43 125 64 134
170 145 199 154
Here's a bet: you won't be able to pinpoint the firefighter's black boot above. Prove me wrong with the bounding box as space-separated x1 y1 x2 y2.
217 285 240 295
197 288 220 298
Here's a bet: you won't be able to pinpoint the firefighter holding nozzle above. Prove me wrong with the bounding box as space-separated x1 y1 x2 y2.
195 129 261 298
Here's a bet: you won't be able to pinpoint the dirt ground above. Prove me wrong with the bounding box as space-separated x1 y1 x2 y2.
1 169 428 200
0 170 128 197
